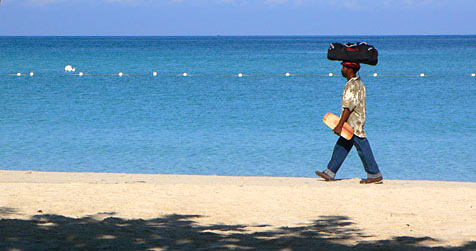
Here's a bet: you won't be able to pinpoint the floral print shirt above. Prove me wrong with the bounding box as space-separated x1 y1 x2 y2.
342 77 367 138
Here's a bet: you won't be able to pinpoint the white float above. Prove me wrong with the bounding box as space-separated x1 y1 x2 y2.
183 72 188 77
373 73 378 77
72 68 76 72
153 72 158 77
285 72 291 77
328 73 334 77
79 72 84 77
29 72 34 77
16 73 21 76
64 65 73 72
118 72 123 77
472 73 476 77
420 73 425 77
238 73 243 77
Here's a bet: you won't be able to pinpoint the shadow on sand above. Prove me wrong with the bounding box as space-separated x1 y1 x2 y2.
0 207 474 250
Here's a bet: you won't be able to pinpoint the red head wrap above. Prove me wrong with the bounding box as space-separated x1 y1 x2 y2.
341 61 361 71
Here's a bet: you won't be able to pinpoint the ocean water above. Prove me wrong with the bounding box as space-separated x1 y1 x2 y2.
0 36 475 182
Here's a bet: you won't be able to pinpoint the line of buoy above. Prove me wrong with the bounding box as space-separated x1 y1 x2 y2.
61 70 345 78
57 64 475 78
5 72 35 77
7 71 476 78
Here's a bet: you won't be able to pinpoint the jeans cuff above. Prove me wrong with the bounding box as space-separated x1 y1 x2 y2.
324 168 336 179
367 172 382 179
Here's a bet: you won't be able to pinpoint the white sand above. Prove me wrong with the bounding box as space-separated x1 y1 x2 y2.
0 170 475 250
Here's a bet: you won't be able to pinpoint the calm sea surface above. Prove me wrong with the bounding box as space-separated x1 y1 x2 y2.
0 36 475 181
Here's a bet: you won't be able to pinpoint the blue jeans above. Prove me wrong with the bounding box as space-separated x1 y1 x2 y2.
324 136 382 179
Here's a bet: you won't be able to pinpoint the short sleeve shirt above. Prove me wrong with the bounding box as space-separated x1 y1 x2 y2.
342 77 366 138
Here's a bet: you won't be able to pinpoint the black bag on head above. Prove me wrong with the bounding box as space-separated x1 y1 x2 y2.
327 42 378 66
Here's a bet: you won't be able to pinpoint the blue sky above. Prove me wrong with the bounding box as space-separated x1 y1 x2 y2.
0 0 475 36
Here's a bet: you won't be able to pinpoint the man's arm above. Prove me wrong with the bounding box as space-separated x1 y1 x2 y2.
333 108 351 136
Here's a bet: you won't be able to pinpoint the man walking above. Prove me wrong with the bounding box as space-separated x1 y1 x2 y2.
315 61 383 184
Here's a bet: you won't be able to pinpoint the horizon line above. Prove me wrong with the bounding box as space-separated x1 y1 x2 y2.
1 34 476 37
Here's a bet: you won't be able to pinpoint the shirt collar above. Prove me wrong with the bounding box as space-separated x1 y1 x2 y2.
346 76 360 84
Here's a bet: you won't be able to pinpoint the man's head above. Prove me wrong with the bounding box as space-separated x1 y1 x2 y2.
341 61 360 78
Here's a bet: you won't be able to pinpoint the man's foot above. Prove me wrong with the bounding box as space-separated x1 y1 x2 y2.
360 176 383 184
315 170 335 181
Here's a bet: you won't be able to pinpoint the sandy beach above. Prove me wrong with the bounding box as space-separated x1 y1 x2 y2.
0 170 475 250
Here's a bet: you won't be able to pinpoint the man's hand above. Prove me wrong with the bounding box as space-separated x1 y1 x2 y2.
333 124 343 136
333 108 351 137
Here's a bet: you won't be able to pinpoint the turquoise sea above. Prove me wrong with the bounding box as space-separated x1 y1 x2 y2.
0 36 475 181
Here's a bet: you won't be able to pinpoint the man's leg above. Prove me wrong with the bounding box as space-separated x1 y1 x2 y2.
353 136 382 182
320 136 353 180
